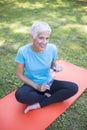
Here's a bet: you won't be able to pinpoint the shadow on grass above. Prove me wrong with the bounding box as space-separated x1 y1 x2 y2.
0 1 87 89
0 1 87 130
0 0 87 47
0 0 87 93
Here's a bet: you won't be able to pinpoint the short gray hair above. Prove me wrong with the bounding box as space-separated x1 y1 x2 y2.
30 21 51 38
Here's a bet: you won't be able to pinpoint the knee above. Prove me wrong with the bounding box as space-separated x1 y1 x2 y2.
15 89 24 103
15 89 20 102
70 82 78 96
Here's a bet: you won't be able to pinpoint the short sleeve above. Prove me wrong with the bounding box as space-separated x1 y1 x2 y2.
15 48 25 64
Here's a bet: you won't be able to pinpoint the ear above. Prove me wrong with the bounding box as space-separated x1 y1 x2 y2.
29 34 34 40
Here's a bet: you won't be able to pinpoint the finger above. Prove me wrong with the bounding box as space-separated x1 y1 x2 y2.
45 85 50 90
41 87 46 92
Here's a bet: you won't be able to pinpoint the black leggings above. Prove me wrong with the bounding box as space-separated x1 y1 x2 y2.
15 80 78 107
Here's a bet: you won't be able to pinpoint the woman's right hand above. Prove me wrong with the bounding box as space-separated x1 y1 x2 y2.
37 84 50 92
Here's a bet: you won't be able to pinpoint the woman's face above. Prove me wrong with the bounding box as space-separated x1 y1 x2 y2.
31 31 50 53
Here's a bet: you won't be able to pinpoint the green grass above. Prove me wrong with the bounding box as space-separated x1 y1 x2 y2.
0 0 87 129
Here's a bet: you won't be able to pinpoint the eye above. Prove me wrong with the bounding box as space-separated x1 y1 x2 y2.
46 37 49 40
38 37 49 41
39 37 44 40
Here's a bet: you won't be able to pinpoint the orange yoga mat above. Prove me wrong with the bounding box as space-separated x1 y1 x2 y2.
0 60 87 130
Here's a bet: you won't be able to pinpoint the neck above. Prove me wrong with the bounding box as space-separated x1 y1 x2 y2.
30 44 42 53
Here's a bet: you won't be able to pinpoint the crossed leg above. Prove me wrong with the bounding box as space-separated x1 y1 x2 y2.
15 80 78 114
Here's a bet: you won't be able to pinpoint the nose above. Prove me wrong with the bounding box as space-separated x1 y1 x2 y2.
42 38 47 44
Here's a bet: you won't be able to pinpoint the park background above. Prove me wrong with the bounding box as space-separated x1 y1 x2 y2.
0 0 87 129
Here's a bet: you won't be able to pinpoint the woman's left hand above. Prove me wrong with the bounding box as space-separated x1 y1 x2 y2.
56 64 64 72
37 84 50 92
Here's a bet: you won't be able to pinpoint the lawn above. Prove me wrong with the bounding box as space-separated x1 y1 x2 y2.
0 0 87 129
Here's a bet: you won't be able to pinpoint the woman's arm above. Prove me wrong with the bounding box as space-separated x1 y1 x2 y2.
16 63 50 92
16 63 38 89
51 60 63 72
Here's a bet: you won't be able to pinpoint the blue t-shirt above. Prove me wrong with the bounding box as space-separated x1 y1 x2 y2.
15 43 58 85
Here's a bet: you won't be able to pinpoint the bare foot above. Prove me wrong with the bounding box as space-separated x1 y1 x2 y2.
24 103 41 114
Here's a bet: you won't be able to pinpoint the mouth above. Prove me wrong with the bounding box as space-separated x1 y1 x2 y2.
39 43 46 49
